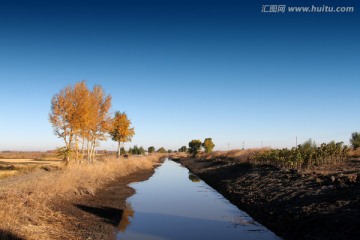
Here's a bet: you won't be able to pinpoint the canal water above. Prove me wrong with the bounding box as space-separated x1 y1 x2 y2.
116 159 280 240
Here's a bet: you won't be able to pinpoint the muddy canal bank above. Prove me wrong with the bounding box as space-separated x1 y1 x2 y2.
176 157 360 240
51 168 157 240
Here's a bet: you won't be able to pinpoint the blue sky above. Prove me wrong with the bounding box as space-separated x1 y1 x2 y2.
0 0 359 151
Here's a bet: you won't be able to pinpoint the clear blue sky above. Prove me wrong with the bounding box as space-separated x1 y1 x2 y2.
0 0 359 151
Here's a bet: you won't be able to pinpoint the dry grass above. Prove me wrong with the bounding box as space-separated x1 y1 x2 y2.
0 159 62 180
169 149 269 163
349 148 360 158
0 159 61 164
199 148 270 162
0 151 59 160
0 154 162 240
169 152 188 159
0 170 18 179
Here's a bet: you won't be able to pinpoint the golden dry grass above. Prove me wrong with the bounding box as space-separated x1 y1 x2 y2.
0 154 162 240
169 149 270 163
0 151 59 160
0 158 62 180
349 148 360 158
0 170 18 179
200 148 269 162
168 152 188 159
0 159 61 165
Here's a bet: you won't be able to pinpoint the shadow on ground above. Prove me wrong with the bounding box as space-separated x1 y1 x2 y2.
0 229 24 240
74 204 123 226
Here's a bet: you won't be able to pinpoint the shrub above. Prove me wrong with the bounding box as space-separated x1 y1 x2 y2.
188 140 202 157
350 132 360 149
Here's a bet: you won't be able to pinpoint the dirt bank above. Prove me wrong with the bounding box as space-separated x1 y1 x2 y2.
51 168 156 240
177 157 360 240
0 155 163 240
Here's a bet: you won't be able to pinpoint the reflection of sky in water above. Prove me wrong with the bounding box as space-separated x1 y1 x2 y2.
117 159 280 240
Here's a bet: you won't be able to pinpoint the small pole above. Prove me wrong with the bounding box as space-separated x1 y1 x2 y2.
296 136 298 147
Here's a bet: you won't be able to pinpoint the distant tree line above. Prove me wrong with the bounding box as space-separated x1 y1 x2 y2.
157 147 167 153
128 145 145 155
114 145 171 155
178 146 187 152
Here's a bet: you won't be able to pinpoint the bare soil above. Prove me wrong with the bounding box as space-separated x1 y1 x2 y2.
177 157 360 240
50 168 156 240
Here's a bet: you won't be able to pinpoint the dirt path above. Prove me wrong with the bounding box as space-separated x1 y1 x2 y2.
177 157 360 240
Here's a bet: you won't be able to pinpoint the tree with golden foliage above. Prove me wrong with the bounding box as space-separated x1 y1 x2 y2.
49 81 112 164
85 85 112 162
109 111 135 158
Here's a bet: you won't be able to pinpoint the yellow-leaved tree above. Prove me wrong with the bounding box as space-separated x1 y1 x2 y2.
49 81 112 164
86 85 112 162
109 111 135 158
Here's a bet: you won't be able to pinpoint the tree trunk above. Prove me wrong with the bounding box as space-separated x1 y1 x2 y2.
75 135 79 162
87 140 91 162
91 139 96 162
117 141 121 159
80 137 85 164
65 156 70 165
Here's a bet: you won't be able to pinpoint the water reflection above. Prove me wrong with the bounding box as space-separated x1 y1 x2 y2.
188 173 201 183
118 204 134 233
116 159 280 240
